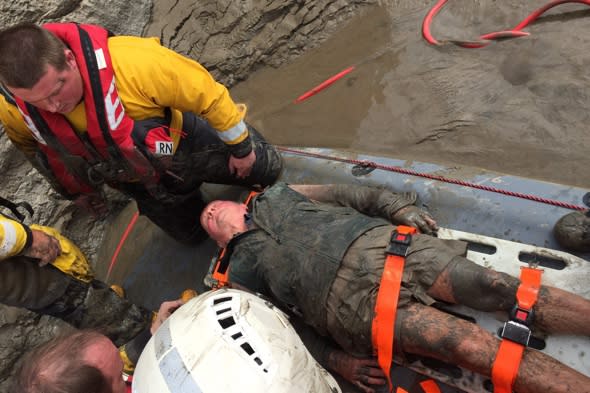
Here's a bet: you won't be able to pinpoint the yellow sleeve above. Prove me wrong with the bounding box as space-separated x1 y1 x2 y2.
0 95 38 158
109 36 249 146
0 215 29 259
30 225 94 283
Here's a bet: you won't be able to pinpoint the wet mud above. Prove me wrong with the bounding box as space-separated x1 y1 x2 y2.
553 210 590 252
231 2 590 189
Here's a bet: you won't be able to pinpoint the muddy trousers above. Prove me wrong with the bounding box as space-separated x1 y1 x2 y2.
118 113 283 244
1 258 151 347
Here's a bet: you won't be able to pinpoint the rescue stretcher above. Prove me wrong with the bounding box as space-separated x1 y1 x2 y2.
277 147 590 393
101 147 589 393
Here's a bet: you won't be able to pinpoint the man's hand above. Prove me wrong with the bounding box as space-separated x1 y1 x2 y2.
392 206 438 235
150 299 184 335
23 229 62 266
326 350 387 393
229 150 256 178
74 193 109 218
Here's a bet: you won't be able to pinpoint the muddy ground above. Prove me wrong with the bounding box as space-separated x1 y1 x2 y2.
231 1 590 189
0 0 589 391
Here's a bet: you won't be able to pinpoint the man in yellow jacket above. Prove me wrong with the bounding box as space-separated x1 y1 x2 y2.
0 212 151 346
0 22 282 244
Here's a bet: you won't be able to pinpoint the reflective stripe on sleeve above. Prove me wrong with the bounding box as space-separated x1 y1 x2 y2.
0 220 23 258
216 119 248 144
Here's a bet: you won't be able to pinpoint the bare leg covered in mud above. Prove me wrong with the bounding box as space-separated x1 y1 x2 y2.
397 304 590 393
398 256 590 393
427 256 590 335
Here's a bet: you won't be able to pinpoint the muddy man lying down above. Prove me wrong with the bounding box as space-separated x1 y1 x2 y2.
201 182 590 393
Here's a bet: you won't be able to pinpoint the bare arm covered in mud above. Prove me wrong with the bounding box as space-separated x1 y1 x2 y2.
289 184 438 234
297 325 387 393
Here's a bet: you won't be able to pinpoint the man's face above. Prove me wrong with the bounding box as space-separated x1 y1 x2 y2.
8 49 84 114
83 336 126 393
200 200 248 247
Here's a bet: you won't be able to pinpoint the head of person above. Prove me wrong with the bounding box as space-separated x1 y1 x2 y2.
200 200 249 247
15 330 126 393
0 22 83 113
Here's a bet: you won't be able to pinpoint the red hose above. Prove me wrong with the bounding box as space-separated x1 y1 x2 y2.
294 66 356 103
423 0 590 48
106 210 139 281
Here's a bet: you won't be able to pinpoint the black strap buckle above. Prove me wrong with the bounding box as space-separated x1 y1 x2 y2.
386 230 412 257
499 305 535 346
500 320 531 346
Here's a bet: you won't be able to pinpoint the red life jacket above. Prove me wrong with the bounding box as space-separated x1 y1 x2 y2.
13 22 159 196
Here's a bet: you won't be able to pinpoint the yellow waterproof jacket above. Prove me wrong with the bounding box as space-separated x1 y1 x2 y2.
0 35 249 159
0 215 93 282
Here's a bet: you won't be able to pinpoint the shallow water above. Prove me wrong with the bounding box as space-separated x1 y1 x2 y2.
231 1 590 189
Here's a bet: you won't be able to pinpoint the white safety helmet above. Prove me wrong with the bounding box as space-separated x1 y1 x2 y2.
132 288 341 393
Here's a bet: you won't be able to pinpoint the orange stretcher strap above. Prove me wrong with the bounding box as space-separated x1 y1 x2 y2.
516 268 542 310
395 379 441 393
211 191 259 288
372 225 417 392
420 379 442 393
491 266 543 393
492 339 526 393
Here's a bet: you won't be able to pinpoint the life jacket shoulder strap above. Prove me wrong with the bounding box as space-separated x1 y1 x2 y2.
0 196 33 223
0 84 15 106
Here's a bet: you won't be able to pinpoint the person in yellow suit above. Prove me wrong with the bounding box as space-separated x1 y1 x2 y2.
0 22 282 244
0 211 151 347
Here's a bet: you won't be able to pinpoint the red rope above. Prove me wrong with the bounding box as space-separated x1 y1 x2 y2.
423 0 590 48
278 147 587 211
106 210 139 281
